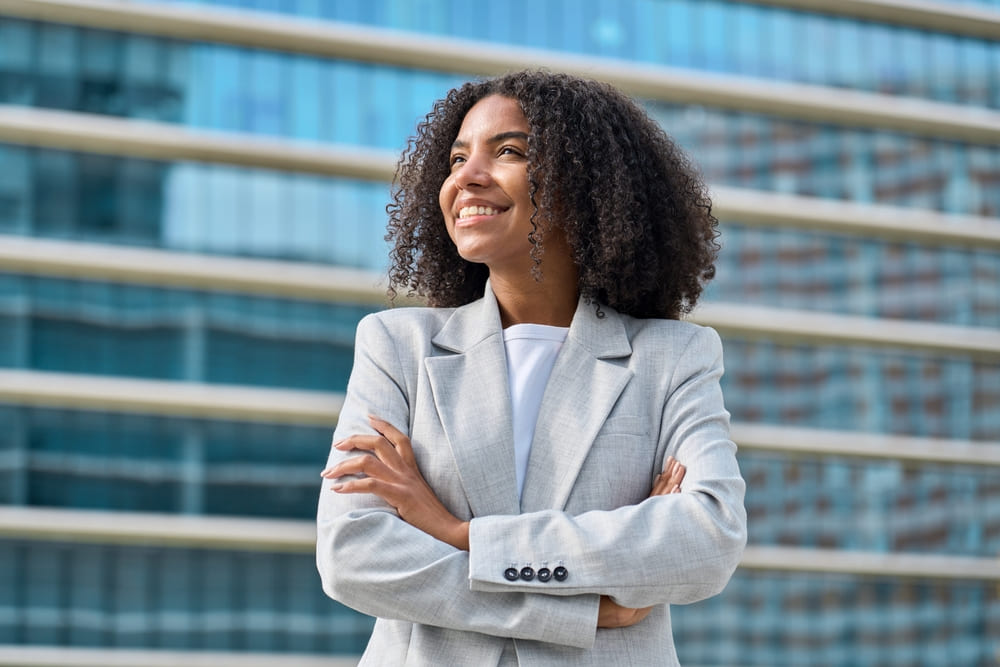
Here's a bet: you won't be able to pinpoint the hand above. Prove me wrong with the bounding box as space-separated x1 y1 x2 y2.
596 456 686 629
650 455 686 497
597 596 655 628
321 415 470 550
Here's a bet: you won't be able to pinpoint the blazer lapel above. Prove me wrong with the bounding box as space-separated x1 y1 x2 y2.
520 301 634 513
425 286 520 518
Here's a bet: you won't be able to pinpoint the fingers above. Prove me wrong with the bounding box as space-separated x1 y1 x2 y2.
320 433 396 476
597 596 656 628
665 456 685 493
322 452 390 481
319 416 416 486
368 415 417 467
649 456 686 497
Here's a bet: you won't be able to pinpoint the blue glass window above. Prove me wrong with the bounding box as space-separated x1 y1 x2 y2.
0 274 374 391
0 145 394 268
0 539 374 653
741 452 1000 558
0 406 334 518
709 226 1000 327
721 339 999 440
672 570 998 666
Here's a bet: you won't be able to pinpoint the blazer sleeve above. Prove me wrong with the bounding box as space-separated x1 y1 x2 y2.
467 326 747 608
316 314 601 649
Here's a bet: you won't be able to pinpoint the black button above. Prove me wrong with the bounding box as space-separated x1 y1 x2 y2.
519 567 535 581
553 566 568 581
537 568 552 582
504 567 519 581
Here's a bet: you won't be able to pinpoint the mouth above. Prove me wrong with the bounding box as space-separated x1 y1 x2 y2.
457 205 507 220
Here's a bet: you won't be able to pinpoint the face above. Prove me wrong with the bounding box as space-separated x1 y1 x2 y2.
439 95 537 276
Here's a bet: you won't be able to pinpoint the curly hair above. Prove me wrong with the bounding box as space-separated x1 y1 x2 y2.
385 70 718 320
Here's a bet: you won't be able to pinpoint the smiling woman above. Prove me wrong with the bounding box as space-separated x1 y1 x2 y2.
317 70 746 666
441 99 537 277
440 95 579 327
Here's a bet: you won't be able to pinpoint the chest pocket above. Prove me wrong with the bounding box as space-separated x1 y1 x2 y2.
569 415 657 510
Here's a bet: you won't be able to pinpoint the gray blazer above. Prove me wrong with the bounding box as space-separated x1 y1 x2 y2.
317 285 747 666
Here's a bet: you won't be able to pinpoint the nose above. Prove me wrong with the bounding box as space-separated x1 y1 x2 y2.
453 151 493 190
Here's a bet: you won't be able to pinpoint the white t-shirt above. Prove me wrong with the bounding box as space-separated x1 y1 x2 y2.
502 323 569 499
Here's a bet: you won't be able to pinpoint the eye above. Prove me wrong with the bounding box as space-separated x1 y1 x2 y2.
449 154 466 168
499 146 524 158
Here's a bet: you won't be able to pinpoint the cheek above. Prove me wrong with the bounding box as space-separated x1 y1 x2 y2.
439 179 457 240
439 178 455 215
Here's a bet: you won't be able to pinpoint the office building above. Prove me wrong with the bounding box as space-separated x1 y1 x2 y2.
1 0 998 664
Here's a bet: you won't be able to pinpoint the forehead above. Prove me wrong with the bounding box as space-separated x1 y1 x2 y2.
455 95 529 140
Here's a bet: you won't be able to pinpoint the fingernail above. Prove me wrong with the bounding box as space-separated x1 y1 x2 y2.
331 483 344 492
333 440 348 449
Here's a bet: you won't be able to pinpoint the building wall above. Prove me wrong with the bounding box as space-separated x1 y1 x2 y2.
0 1 998 664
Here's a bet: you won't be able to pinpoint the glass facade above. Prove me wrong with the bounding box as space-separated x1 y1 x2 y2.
673 570 1000 666
740 451 1000 557
3 539 997 665
0 143 393 268
0 539 374 653
0 406 334 517
710 226 1000 326
3 15 999 226
0 273 371 388
1 0 997 663
134 0 1000 111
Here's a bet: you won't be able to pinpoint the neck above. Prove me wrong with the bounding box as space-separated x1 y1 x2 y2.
490 265 579 328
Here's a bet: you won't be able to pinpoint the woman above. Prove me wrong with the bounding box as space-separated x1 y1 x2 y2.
317 70 746 666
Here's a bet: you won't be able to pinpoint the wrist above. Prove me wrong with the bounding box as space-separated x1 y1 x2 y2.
449 520 470 551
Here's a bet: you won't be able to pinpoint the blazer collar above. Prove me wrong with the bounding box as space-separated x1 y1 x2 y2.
432 280 633 360
427 280 635 517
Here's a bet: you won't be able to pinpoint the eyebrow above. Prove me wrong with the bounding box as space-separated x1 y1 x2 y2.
451 131 529 150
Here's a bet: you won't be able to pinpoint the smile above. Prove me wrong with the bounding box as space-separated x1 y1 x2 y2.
458 205 505 219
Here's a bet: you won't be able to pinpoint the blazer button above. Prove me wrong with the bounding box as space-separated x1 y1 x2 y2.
519 567 535 581
537 568 552 582
553 566 568 581
504 567 519 582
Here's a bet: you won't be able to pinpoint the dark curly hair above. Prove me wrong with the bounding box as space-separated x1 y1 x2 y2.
386 70 718 320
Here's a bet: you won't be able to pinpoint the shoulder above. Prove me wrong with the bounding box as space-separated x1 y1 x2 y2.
355 306 455 349
615 314 725 389
621 314 722 358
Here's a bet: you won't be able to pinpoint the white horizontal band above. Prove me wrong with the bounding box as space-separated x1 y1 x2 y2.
0 646 358 667
0 1 997 143
1 506 997 581
1 369 997 466
0 368 342 427
743 0 1000 41
730 422 1000 467
0 230 395 305
709 186 1000 250
0 105 399 182
738 543 1000 580
690 301 1000 361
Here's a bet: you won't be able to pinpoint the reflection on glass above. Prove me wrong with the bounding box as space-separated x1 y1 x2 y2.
0 273 373 390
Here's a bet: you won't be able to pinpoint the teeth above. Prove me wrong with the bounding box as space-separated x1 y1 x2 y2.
459 205 500 219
